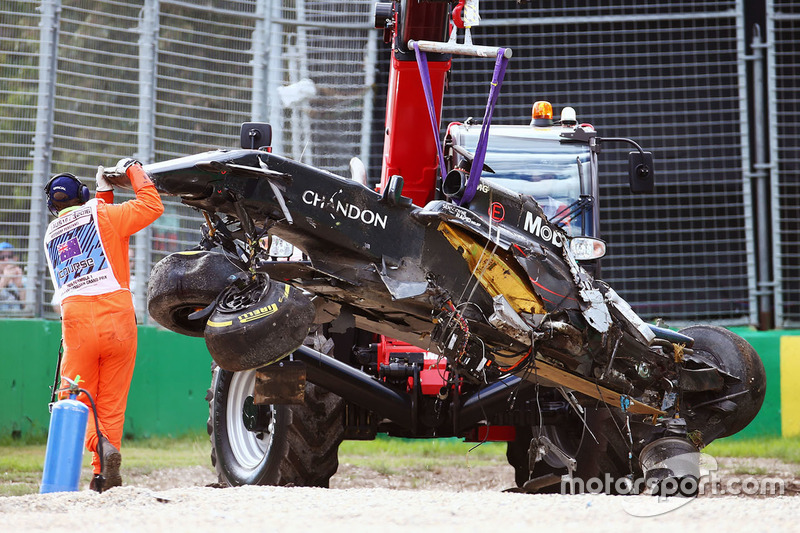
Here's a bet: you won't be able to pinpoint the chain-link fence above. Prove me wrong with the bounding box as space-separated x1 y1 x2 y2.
0 0 375 321
1 0 797 329
770 0 800 327
403 0 755 326
1 0 44 316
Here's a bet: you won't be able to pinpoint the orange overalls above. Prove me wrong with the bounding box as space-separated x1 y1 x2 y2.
47 165 163 475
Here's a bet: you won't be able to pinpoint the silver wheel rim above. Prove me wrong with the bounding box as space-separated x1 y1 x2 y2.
225 370 275 470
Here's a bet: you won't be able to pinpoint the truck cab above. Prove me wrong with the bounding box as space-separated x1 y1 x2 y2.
444 103 611 268
443 100 657 267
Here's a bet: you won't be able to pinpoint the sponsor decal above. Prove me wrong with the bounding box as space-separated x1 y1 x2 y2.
489 202 505 222
523 211 563 248
57 257 95 279
440 203 482 228
49 206 92 231
302 190 387 229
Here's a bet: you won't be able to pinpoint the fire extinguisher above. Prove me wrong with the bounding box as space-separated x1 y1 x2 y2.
40 376 89 494
40 348 107 494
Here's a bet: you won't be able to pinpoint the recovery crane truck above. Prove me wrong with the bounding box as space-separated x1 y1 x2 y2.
139 0 765 494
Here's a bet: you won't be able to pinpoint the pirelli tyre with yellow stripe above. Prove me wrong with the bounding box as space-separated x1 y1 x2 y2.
204 272 316 372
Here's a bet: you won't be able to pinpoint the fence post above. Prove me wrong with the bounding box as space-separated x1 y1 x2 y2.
765 5 784 327
748 24 775 330
266 0 284 154
135 0 160 322
27 0 61 317
360 32 377 172
251 0 269 122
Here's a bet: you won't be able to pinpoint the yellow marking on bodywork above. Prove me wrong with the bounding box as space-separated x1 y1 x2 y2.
438 222 545 315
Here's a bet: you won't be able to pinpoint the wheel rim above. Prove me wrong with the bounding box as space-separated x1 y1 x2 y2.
225 370 275 470
217 274 269 313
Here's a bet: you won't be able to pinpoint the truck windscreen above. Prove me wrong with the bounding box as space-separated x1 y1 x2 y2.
461 132 592 236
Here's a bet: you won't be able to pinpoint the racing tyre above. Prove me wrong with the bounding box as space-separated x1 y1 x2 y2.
207 365 345 487
147 250 243 337
679 325 766 440
507 408 633 494
204 274 316 371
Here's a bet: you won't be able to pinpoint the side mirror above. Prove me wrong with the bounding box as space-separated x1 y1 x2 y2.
628 151 655 194
380 174 413 207
241 122 272 150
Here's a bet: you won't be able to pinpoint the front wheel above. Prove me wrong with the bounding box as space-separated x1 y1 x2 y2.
147 250 243 337
207 365 345 487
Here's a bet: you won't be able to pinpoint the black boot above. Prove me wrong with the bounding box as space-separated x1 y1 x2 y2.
98 436 122 489
89 474 105 493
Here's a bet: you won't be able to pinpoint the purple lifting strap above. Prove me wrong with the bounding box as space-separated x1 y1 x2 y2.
460 49 509 205
412 42 510 206
413 42 448 182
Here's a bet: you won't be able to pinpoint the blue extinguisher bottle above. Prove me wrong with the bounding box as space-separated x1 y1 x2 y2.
40 392 88 493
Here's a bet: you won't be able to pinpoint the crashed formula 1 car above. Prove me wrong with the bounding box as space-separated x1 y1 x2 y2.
144 0 765 494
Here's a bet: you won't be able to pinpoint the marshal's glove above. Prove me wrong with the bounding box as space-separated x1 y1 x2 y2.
101 157 141 190
95 165 113 192
113 158 141 173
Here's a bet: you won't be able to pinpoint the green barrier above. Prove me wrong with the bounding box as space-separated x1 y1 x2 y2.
1 320 63 439
0 319 796 440
726 328 783 439
122 325 213 438
0 319 211 440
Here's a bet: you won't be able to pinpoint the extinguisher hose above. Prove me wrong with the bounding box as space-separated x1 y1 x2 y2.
49 340 64 406
77 387 106 493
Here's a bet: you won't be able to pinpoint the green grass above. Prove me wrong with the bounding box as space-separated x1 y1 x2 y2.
338 437 507 470
0 432 210 497
731 465 770 476
705 435 800 464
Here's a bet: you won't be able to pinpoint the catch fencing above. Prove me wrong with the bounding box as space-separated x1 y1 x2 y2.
0 0 797 328
423 0 754 326
770 0 800 326
368 0 798 328
0 0 376 320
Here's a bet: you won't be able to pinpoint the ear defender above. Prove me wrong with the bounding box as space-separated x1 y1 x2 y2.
44 173 90 216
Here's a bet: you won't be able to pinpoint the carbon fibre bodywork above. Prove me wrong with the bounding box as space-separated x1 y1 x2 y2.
148 148 672 416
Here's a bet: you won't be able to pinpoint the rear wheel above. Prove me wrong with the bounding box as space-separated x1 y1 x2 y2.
679 325 766 440
208 365 345 487
507 408 633 493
